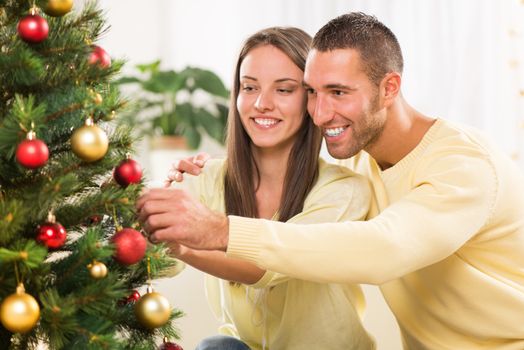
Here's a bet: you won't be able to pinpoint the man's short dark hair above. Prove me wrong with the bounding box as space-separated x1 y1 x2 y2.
313 12 404 86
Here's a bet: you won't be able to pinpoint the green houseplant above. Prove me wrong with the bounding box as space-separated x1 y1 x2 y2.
116 60 229 149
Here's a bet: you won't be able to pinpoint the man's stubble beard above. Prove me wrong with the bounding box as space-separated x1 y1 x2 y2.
328 93 386 160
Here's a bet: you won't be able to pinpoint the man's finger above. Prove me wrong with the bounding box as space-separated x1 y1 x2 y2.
137 188 184 210
137 198 176 222
149 226 181 245
142 212 175 235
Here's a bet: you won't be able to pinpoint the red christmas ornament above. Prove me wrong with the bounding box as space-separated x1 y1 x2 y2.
159 338 183 350
112 228 146 265
36 213 67 249
18 13 49 43
127 290 141 303
16 131 49 169
114 158 142 187
85 215 102 226
88 45 111 68
119 290 141 306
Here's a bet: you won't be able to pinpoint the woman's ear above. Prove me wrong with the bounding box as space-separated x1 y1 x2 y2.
380 72 401 108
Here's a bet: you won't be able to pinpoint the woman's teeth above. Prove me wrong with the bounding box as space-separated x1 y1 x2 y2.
254 118 278 126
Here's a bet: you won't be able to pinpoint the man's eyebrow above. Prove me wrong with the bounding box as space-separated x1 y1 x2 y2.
324 83 354 90
302 82 355 90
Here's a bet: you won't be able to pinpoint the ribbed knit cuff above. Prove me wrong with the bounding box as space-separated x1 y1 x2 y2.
226 215 262 264
249 270 274 289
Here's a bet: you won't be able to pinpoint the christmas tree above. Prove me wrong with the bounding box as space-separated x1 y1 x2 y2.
0 0 183 349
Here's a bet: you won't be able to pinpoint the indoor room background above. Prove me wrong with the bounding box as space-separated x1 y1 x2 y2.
88 0 524 349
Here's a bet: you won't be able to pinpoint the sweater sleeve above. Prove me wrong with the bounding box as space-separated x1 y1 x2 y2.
250 165 372 288
227 153 497 285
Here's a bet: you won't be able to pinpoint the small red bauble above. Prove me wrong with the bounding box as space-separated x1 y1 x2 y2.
112 228 146 265
127 290 141 303
18 14 49 43
159 342 183 350
16 135 49 169
118 290 140 306
36 222 67 249
87 215 102 225
88 45 111 68
114 158 142 187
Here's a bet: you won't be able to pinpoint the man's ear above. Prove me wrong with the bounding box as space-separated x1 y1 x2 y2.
380 72 401 107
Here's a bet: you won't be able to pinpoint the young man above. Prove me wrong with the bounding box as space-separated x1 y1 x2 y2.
138 12 524 349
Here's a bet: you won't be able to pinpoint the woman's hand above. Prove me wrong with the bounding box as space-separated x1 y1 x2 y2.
166 241 189 258
164 152 210 187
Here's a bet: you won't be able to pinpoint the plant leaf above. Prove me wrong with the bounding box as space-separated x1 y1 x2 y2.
179 67 229 98
182 127 201 149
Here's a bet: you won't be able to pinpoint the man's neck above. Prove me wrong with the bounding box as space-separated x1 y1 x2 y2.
367 99 436 170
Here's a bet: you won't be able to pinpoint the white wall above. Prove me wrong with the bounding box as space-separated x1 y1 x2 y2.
91 1 524 349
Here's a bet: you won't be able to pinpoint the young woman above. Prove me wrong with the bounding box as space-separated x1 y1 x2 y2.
163 27 375 350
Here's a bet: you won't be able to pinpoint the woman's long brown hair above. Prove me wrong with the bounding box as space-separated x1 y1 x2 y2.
224 27 322 222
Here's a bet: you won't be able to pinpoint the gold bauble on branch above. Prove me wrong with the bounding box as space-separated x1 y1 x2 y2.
44 0 73 17
71 117 109 162
87 261 108 279
0 283 40 333
134 285 171 329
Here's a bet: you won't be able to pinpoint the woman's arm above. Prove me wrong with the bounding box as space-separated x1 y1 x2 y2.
171 242 265 284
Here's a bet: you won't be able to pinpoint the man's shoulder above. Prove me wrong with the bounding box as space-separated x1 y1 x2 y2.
426 119 494 157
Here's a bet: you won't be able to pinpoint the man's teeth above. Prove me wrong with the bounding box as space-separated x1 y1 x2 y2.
324 127 346 137
254 118 278 126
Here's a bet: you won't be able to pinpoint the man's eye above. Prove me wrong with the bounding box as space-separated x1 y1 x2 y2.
332 90 345 96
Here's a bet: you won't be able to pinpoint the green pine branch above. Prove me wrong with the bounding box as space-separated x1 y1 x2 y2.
0 0 183 348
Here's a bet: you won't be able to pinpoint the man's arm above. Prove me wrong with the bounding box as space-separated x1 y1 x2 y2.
227 155 497 285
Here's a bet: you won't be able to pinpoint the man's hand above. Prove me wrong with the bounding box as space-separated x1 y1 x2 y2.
136 188 229 251
164 152 210 187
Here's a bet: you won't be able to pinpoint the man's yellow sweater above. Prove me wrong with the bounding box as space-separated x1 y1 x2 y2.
227 119 524 349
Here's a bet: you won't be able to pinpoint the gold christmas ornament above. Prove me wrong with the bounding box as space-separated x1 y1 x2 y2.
87 261 108 279
134 285 171 329
88 89 103 105
44 0 73 17
93 92 103 105
103 110 117 121
0 283 40 333
71 117 108 162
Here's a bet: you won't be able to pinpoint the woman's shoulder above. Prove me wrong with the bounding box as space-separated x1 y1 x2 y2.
297 158 373 223
197 157 227 189
317 158 369 187
203 158 227 173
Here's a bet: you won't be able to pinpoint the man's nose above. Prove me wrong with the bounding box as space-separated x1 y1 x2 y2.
309 94 333 126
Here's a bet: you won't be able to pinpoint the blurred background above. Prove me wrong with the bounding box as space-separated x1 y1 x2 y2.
84 0 524 348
